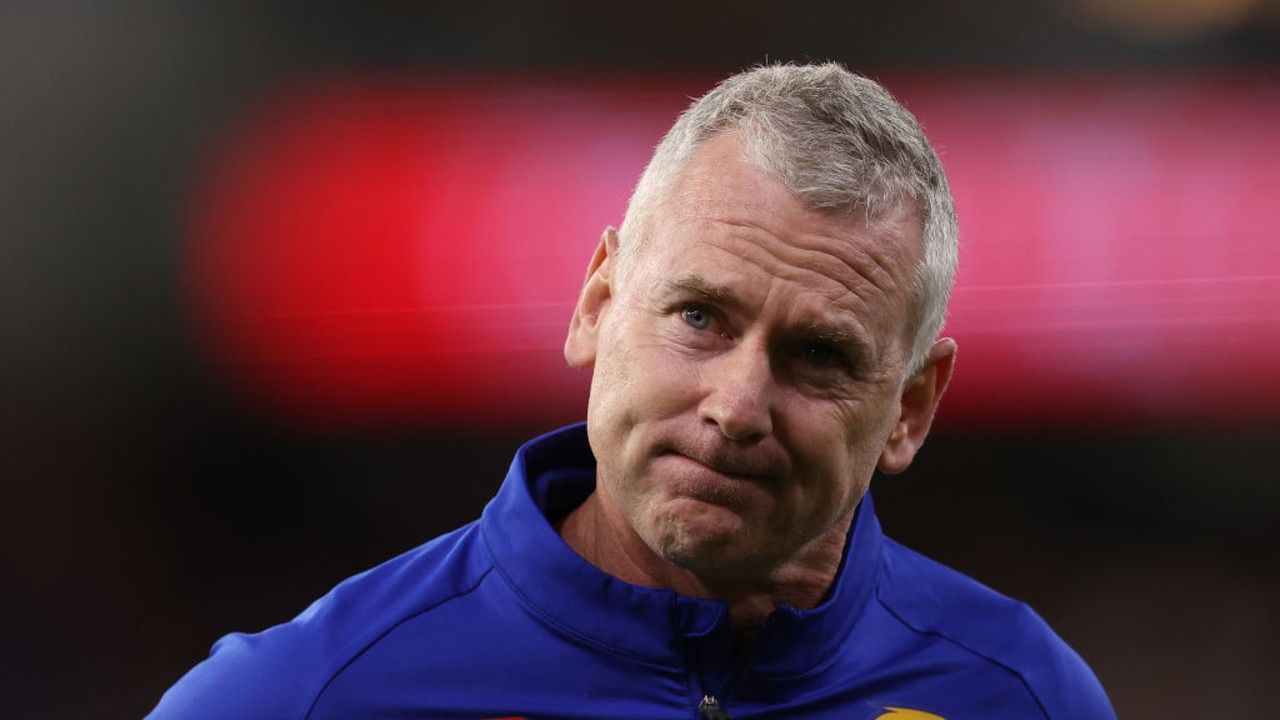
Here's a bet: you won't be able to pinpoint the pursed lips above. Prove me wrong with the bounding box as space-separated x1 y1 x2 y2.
660 445 783 485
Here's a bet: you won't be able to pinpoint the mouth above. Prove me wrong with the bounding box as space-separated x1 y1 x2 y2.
660 446 780 485
653 450 781 521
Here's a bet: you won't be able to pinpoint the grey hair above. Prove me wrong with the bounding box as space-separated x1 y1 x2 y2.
616 62 958 376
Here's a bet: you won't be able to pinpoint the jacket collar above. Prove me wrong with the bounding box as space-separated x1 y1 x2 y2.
480 423 883 676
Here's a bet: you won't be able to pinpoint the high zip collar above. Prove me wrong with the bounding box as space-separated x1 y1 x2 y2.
480 424 883 677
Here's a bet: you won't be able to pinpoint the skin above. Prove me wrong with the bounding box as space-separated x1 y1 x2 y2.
561 131 956 632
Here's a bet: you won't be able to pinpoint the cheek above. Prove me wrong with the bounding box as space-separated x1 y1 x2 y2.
786 402 884 500
835 380 902 441
597 324 700 414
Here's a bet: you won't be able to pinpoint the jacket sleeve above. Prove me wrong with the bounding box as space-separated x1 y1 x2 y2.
1018 617 1117 720
144 626 325 720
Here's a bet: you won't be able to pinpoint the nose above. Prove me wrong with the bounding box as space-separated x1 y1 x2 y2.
698 345 775 442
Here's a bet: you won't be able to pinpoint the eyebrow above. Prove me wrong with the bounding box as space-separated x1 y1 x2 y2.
664 274 745 310
795 320 862 349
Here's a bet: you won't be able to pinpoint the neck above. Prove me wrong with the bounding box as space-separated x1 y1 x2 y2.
556 492 851 631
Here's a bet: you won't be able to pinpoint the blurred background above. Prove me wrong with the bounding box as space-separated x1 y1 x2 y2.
2 2 1278 718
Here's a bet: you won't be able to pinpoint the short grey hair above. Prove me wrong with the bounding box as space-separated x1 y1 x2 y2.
616 62 958 376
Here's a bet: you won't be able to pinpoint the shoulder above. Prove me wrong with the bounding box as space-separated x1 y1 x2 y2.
146 522 492 720
876 538 1115 720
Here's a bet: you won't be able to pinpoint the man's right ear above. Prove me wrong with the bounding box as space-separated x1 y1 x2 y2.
564 227 620 368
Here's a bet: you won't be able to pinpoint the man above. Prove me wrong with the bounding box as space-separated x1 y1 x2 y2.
149 63 1115 719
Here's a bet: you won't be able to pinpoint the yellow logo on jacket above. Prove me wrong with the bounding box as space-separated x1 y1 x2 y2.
875 707 946 720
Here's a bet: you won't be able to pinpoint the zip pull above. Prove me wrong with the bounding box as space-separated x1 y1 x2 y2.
699 694 734 720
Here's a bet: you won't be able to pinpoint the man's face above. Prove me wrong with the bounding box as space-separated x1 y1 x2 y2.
566 132 942 581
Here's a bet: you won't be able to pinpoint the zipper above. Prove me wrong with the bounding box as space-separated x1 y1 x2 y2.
690 610 783 720
698 694 734 720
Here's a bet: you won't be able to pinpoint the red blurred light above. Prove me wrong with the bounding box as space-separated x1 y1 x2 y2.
187 74 1280 430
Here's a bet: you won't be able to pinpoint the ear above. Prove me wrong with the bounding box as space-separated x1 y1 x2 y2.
564 227 620 368
877 338 957 475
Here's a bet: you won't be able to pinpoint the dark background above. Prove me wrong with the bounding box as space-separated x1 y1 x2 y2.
2 2 1278 718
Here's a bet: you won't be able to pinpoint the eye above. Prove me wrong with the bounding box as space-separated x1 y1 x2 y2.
681 305 712 330
797 343 846 369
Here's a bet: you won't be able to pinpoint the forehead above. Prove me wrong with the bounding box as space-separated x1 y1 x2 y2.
650 132 920 261
631 133 922 342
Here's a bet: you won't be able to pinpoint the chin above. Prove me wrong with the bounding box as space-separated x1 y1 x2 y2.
652 526 774 580
633 497 784 577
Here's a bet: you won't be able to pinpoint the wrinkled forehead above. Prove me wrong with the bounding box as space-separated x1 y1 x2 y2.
633 135 922 323
651 131 923 239
645 144 925 271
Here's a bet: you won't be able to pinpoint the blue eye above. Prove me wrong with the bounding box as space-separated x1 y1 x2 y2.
682 306 711 330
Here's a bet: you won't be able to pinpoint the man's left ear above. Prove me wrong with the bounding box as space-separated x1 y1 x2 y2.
878 337 957 475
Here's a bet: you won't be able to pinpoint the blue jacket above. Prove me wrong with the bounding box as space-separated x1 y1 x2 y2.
148 424 1115 719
